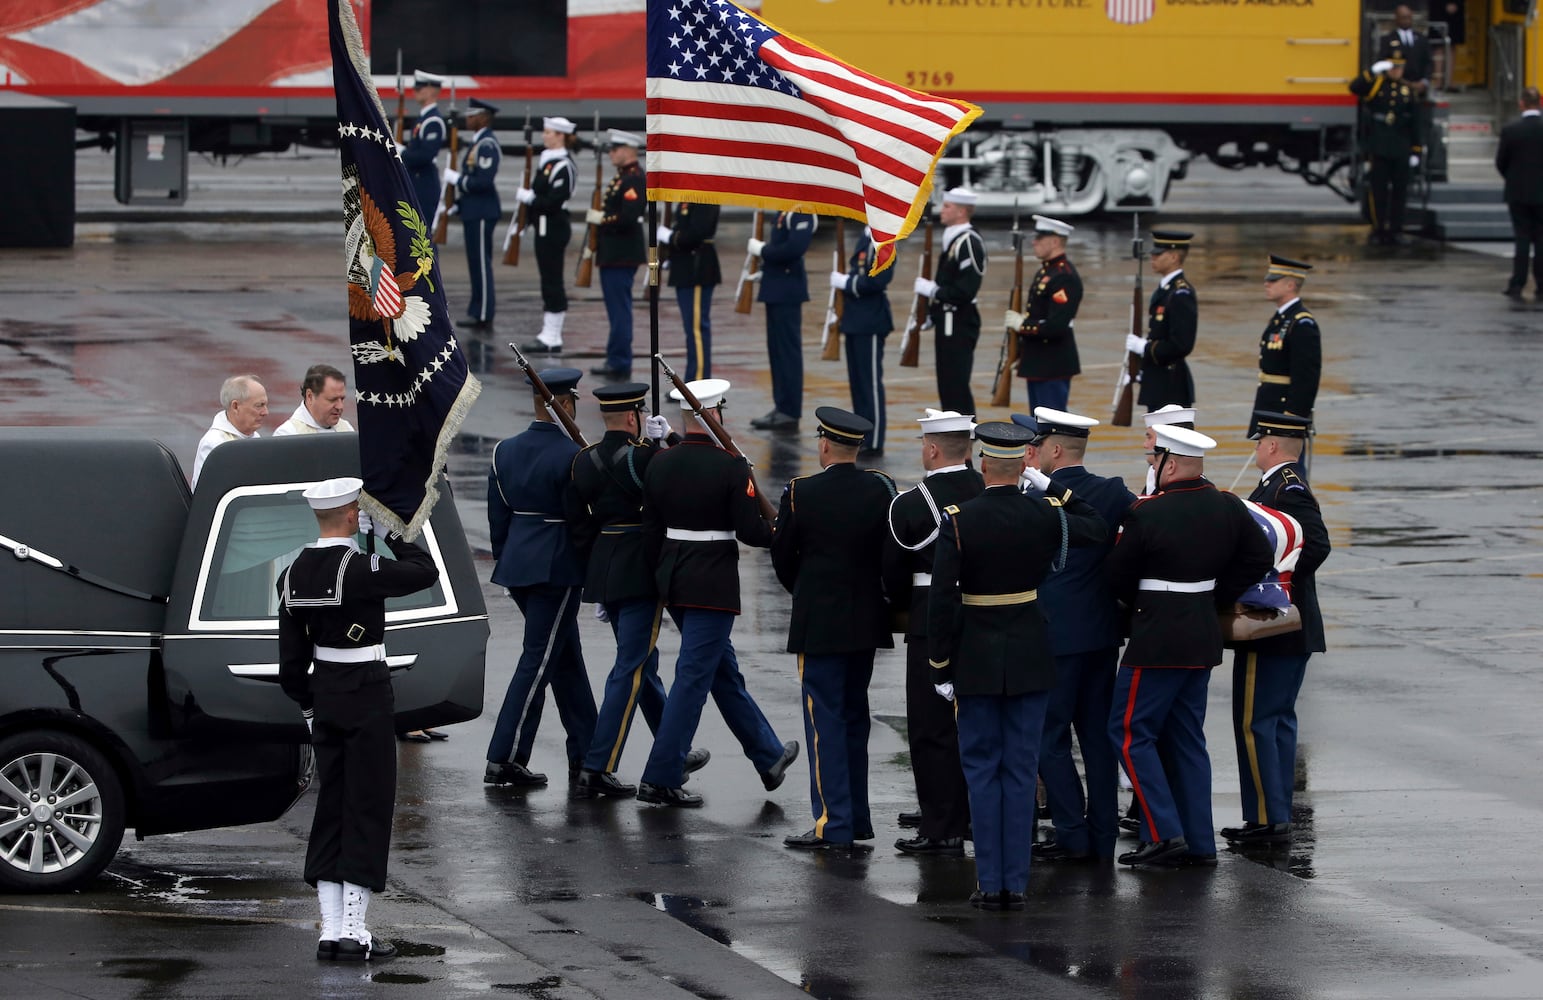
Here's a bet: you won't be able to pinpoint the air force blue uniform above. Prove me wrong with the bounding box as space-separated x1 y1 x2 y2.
835 231 894 451
758 211 814 419
457 126 502 325
400 104 445 221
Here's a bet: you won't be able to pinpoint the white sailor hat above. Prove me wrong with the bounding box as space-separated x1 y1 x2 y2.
412 70 444 88
1032 406 1099 439
670 377 730 410
543 116 576 134
303 476 363 510
917 408 974 436
608 128 644 148
942 187 978 207
1152 425 1216 458
1032 215 1074 237
1142 403 1197 429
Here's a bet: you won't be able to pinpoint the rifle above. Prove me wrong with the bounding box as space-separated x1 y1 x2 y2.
990 199 1024 407
502 107 532 266
734 210 763 314
1110 214 1145 427
821 218 845 362
392 50 406 145
431 80 458 245
509 342 588 447
898 205 933 369
654 353 778 524
575 111 602 288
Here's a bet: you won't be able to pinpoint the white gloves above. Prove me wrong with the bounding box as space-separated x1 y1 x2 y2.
585 208 605 225
913 277 939 298
1004 309 1025 329
442 167 461 186
593 604 610 624
934 682 955 702
656 224 674 245
746 237 765 257
1371 60 1394 75
829 270 847 289
515 187 535 205
746 269 763 281
1126 333 1148 356
1409 154 1420 168
1022 466 1052 492
645 414 672 440
356 510 373 536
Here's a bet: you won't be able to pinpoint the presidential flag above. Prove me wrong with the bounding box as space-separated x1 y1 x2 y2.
1239 499 1305 612
330 0 480 540
645 0 980 274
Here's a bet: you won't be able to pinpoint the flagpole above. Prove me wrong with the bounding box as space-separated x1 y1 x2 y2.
648 198 661 414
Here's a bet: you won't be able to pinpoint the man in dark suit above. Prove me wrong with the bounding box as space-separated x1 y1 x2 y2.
929 422 1107 910
1497 87 1543 299
749 211 815 430
659 203 722 381
484 368 599 788
1106 425 1274 869
772 408 897 850
831 227 895 455
1131 230 1198 410
1378 6 1433 97
883 409 982 856
1021 408 1135 864
1223 412 1331 846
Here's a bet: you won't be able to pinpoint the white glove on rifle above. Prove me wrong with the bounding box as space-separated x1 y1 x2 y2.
934 682 955 702
1126 333 1148 356
515 187 535 205
828 271 847 290
1004 309 1025 329
585 208 605 226
1409 153 1420 168
593 604 610 624
913 277 939 298
442 167 461 187
1371 60 1394 75
1022 466 1052 492
746 237 766 257
645 414 672 441
356 511 374 536
656 224 674 245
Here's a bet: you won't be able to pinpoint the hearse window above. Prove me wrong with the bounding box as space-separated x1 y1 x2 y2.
198 488 450 625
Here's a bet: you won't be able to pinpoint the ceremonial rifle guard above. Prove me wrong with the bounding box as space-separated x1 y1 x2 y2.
748 210 816 431
1011 216 1083 413
658 202 723 382
588 129 647 379
1254 255 1321 438
830 226 894 455
1129 230 1198 410
517 116 579 354
399 70 446 220
913 188 987 416
1350 53 1424 245
445 98 501 329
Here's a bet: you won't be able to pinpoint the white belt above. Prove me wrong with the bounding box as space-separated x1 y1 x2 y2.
314 644 387 663
1138 578 1215 593
912 573 933 586
666 528 735 542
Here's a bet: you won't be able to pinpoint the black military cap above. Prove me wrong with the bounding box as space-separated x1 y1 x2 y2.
467 97 499 116
1150 230 1193 251
1032 406 1099 439
526 367 582 396
1266 254 1312 281
815 406 872 446
1009 413 1043 443
1249 411 1312 439
975 421 1036 459
593 382 648 412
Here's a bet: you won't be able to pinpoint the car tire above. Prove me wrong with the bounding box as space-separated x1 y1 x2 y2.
0 730 126 893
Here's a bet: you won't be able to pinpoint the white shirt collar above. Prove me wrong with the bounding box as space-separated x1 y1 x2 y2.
1159 268 1183 290
211 411 259 439
1275 296 1301 316
1260 460 1293 483
1525 110 1542 118
311 536 360 551
926 463 970 478
288 403 325 431
539 147 568 167
942 223 972 248
419 102 439 115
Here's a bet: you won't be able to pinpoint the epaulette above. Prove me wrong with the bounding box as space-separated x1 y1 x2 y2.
1292 310 1315 324
1043 487 1073 507
943 504 960 515
1174 276 1193 291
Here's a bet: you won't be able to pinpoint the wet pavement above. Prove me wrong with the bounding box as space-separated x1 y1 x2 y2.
2 153 1543 998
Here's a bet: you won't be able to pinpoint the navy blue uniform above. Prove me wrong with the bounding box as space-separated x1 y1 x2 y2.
1230 461 1330 827
530 148 577 315
928 224 987 415
836 231 893 451
1017 255 1083 413
1252 300 1321 435
487 422 598 772
400 104 445 221
598 162 646 374
1137 271 1197 410
664 203 722 382
1033 465 1134 859
758 211 814 419
457 127 502 325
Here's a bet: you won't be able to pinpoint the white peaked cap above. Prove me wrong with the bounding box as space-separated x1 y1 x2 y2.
918 408 975 436
1153 425 1216 457
608 128 644 148
1142 404 1197 428
671 378 731 410
1032 215 1074 237
303 477 363 510
1032 407 1099 436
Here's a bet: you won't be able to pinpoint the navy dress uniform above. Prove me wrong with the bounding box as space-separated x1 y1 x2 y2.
928 423 1107 908
453 98 502 328
883 409 982 853
277 477 439 961
771 408 897 848
833 228 894 453
595 129 647 377
399 71 446 220
1105 425 1274 867
1023 408 1135 863
924 188 988 416
521 116 578 350
1135 230 1198 410
751 210 815 428
1225 412 1331 844
661 202 722 382
1350 55 1424 244
1017 216 1083 414
485 368 599 786
1253 256 1322 436
638 380 799 804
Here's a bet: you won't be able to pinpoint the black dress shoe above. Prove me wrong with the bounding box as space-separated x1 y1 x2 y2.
683 747 711 774
574 769 636 799
749 411 799 431
895 834 965 857
784 829 849 850
636 782 703 807
1220 821 1290 844
968 889 1003 911
397 731 432 743
520 339 562 354
316 940 338 961
1001 890 1026 911
759 740 800 791
484 761 548 786
855 828 875 841
1180 852 1218 868
1031 841 1095 864
1118 814 1141 834
335 936 397 961
589 365 631 379
898 810 922 828
1504 285 1526 299
1118 836 1189 867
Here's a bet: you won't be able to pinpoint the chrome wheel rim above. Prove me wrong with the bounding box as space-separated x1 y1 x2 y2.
0 751 105 875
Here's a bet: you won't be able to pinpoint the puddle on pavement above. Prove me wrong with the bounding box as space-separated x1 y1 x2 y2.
1342 443 1543 461
1350 524 1466 547
102 957 199 984
491 975 566 995
372 972 435 984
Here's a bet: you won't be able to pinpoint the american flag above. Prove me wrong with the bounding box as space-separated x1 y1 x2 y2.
1239 499 1304 611
369 256 403 317
645 0 980 274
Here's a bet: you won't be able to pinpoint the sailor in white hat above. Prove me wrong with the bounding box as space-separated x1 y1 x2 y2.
279 480 439 962
1138 404 1198 493
1007 214 1083 415
914 188 988 415
514 115 581 355
584 128 647 379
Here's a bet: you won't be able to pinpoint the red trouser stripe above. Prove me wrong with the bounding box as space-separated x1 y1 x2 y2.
1121 668 1160 841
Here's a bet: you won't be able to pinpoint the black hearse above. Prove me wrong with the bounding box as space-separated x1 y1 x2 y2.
0 430 487 892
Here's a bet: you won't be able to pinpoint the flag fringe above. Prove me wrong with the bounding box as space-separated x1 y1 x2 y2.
337 0 390 126
361 371 482 542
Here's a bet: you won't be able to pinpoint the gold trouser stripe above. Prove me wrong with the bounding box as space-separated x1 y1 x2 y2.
960 589 1038 607
604 601 665 773
1241 651 1269 825
799 654 830 839
1258 373 1291 385
690 286 706 376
